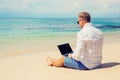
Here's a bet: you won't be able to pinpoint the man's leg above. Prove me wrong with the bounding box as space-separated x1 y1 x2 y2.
47 56 65 67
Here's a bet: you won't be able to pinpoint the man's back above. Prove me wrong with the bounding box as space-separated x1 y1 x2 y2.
73 23 103 69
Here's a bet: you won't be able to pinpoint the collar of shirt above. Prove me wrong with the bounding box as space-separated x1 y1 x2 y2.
83 23 93 29
80 23 93 33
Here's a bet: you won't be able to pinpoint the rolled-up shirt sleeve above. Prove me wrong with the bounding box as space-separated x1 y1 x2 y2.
72 41 85 60
72 33 86 60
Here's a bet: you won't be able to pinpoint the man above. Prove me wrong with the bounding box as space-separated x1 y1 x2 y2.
47 12 103 70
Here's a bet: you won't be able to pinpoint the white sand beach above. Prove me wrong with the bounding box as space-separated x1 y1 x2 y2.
0 33 120 80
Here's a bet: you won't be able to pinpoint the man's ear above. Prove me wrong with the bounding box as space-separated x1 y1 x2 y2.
81 21 84 26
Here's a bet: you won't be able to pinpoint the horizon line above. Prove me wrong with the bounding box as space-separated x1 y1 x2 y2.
0 17 119 19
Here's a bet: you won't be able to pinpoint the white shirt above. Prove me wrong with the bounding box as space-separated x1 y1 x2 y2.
72 23 103 69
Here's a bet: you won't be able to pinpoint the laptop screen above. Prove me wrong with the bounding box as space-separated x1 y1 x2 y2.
57 43 73 55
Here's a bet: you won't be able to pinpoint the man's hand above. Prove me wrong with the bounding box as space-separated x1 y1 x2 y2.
68 54 72 58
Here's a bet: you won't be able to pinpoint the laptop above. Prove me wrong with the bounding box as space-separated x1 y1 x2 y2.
57 43 73 56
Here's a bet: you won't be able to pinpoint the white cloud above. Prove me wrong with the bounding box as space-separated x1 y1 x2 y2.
0 0 119 18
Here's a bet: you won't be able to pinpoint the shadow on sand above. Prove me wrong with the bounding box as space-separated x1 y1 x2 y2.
95 62 120 69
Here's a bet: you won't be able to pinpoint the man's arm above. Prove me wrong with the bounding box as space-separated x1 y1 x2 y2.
68 53 72 58
71 41 85 60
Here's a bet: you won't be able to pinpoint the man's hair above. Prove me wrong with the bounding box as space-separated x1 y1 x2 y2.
78 12 91 22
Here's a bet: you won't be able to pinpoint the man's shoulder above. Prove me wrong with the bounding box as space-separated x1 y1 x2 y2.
87 24 103 35
78 26 103 40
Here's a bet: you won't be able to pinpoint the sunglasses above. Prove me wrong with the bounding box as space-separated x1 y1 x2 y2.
77 21 79 24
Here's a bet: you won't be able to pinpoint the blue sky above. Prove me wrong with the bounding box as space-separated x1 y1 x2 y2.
0 0 120 18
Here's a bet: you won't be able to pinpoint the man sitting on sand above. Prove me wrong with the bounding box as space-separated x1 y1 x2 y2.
47 12 103 70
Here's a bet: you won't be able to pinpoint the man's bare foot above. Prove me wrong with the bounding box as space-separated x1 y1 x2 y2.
46 56 53 66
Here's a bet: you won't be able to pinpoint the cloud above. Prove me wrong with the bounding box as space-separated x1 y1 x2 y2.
0 0 119 18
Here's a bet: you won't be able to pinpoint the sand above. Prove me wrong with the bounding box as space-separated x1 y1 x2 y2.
0 33 120 80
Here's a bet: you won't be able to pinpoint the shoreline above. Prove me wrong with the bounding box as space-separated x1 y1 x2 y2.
0 31 120 57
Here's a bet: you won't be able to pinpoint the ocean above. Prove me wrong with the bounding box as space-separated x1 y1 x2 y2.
0 18 120 41
0 18 120 55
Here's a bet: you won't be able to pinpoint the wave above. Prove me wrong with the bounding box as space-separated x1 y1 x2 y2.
95 24 120 29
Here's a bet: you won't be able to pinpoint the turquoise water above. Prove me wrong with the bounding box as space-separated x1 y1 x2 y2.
0 18 120 40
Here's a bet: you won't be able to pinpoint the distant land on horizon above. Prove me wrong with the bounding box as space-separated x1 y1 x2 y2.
0 17 119 19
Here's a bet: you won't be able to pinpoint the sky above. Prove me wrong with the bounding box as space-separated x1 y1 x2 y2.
0 0 120 18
